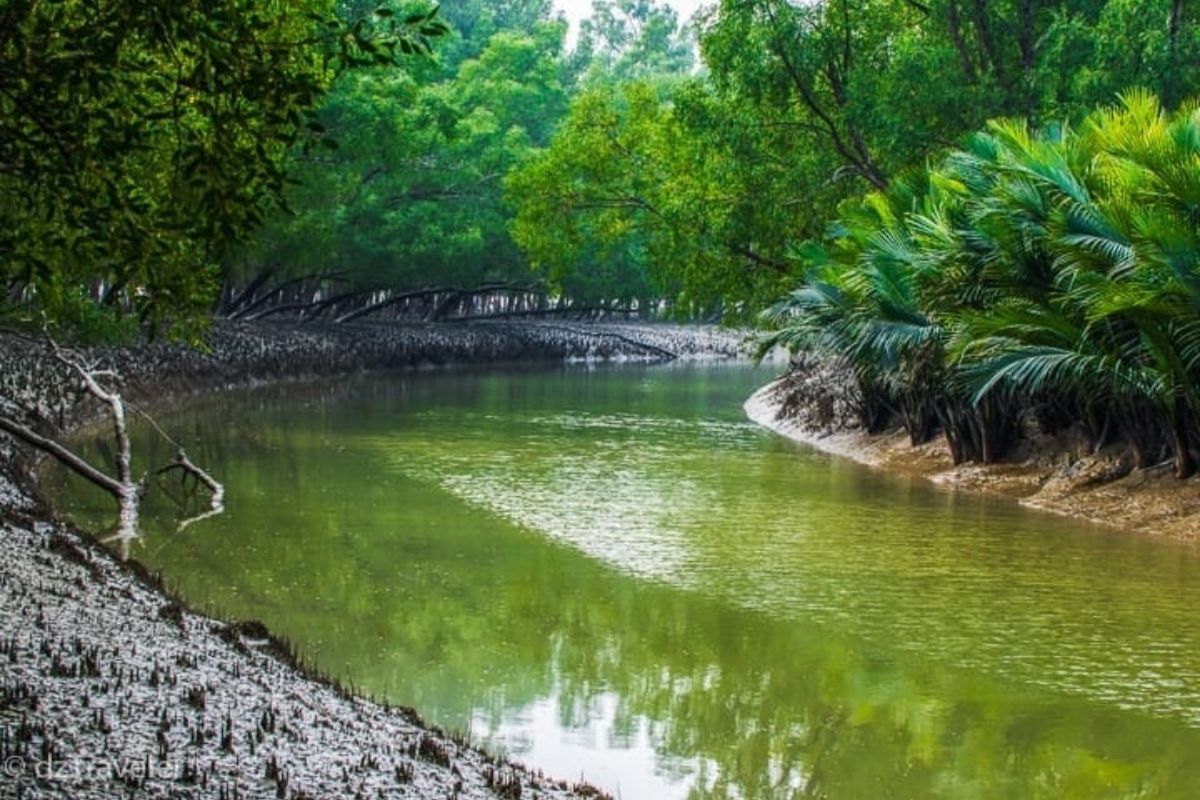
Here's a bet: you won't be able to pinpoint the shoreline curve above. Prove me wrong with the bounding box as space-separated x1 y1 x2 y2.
745 368 1200 542
0 320 747 800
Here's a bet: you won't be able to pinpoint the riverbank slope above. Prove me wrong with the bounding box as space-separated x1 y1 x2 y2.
0 320 748 800
746 362 1200 541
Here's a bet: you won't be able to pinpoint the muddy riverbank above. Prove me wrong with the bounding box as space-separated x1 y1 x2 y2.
0 320 747 800
746 361 1200 541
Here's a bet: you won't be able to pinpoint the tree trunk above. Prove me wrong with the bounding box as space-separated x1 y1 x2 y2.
1016 0 1037 73
968 0 1008 90
1166 0 1186 106
1172 401 1196 479
945 0 979 84
902 394 939 446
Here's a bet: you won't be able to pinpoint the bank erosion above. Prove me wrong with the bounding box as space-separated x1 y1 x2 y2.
747 359 1200 541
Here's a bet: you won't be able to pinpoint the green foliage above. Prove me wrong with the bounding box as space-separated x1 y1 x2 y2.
504 74 796 319
0 0 446 340
508 0 1200 322
236 20 569 303
605 0 1199 320
13 0 1193 332
238 0 708 319
764 92 1200 476
1066 0 1200 110
504 0 804 320
574 0 697 86
505 82 671 310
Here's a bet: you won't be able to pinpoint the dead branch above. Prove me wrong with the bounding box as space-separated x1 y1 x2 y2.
48 343 145 554
0 414 128 496
0 336 226 557
158 449 226 532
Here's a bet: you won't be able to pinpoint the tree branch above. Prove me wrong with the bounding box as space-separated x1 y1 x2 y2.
731 243 794 274
0 337 226 557
0 414 125 497
158 449 225 532
759 0 888 190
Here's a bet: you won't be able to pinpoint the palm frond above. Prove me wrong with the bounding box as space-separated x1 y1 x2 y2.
959 342 1156 407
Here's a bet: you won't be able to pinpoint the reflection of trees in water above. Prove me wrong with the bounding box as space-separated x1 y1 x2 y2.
85 373 1200 800
356 545 1194 799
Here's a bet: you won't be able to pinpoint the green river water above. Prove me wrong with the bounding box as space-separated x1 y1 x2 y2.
49 362 1200 799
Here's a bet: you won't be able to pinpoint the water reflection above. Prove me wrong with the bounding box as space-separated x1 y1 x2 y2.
47 363 1200 799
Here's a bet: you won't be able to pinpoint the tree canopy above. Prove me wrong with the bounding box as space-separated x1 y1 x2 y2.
3 0 1199 334
501 0 1200 320
226 20 570 320
0 0 446 339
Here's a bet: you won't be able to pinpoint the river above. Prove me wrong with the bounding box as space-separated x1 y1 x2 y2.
49 362 1200 799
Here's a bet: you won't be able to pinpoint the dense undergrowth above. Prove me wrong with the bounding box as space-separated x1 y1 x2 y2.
762 92 1200 479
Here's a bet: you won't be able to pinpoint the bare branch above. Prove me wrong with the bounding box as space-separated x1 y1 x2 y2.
158 449 225 532
49 342 143 545
0 335 226 557
0 414 125 496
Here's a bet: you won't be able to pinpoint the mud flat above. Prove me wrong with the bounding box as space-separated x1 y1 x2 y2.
0 320 748 800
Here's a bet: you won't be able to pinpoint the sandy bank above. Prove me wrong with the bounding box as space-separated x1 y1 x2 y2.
746 367 1200 542
0 320 748 800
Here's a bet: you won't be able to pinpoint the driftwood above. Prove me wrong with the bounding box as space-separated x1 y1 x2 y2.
0 339 225 557
158 449 225 532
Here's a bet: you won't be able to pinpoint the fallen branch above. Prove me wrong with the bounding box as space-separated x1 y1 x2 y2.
48 343 144 553
0 337 225 557
158 449 226 531
0 414 128 498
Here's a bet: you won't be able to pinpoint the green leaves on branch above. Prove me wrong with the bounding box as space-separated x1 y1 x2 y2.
505 81 709 315
0 0 445 340
765 91 1200 477
505 75 807 320
331 4 449 69
236 23 568 302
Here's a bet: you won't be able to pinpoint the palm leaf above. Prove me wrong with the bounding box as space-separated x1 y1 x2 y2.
959 341 1157 406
